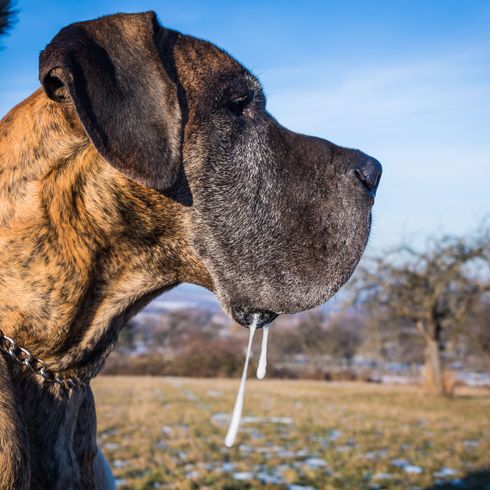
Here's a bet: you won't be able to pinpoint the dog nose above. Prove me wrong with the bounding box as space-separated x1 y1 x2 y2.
354 157 382 194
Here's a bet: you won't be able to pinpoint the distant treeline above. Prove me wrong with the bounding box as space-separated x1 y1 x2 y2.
102 295 489 382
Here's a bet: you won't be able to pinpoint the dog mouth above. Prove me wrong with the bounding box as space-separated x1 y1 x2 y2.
231 308 278 328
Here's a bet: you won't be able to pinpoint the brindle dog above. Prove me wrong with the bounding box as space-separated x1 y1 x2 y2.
0 11 381 489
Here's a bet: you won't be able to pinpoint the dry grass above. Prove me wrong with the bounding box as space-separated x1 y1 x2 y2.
92 377 490 489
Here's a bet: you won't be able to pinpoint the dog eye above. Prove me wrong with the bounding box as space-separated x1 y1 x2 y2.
227 92 254 115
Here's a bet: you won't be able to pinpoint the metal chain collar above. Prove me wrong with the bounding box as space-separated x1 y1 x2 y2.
0 329 85 393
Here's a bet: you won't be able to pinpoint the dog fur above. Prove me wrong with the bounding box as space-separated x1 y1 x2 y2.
0 11 380 488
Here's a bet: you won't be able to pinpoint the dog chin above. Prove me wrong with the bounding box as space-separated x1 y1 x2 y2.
231 309 278 328
215 292 277 328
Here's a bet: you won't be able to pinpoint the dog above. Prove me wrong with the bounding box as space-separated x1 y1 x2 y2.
0 10 381 489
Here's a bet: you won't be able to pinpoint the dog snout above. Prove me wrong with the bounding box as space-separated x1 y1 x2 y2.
354 157 382 195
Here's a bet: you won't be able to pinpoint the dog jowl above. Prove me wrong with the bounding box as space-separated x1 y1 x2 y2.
0 11 380 488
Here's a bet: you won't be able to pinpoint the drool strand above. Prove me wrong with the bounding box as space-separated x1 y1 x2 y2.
224 314 259 447
256 324 269 380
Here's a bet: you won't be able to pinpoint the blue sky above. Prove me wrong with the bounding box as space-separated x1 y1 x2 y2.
1 0 489 253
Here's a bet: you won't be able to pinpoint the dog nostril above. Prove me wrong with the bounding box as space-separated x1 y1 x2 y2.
354 157 382 193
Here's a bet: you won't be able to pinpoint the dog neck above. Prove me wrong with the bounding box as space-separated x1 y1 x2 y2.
0 89 211 382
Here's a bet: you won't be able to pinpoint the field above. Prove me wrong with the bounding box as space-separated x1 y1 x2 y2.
92 377 490 489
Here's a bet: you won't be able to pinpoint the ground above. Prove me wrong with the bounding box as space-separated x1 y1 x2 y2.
92 377 490 490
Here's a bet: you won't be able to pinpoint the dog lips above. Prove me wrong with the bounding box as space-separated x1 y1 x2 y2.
225 316 271 447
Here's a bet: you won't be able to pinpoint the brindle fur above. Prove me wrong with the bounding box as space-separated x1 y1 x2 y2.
0 89 209 488
0 11 380 489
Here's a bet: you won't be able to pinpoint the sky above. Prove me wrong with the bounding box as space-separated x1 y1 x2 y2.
1 0 489 257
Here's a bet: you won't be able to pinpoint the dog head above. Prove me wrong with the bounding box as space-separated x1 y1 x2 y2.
39 12 381 328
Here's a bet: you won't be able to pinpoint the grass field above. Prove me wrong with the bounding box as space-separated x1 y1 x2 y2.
92 377 490 489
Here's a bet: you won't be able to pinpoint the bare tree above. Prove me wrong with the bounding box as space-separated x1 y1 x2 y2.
323 314 362 367
464 296 490 370
279 310 363 373
291 310 329 373
350 225 490 395
0 0 14 37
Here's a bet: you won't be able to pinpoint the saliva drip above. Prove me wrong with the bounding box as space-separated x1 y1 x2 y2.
256 324 269 379
225 315 271 447
224 314 258 447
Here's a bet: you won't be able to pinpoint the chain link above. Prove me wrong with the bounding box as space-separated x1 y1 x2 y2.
0 329 84 393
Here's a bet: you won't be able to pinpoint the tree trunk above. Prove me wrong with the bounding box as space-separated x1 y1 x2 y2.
425 337 445 395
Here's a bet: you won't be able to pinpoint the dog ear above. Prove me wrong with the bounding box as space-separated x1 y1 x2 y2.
0 356 30 489
39 12 181 191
